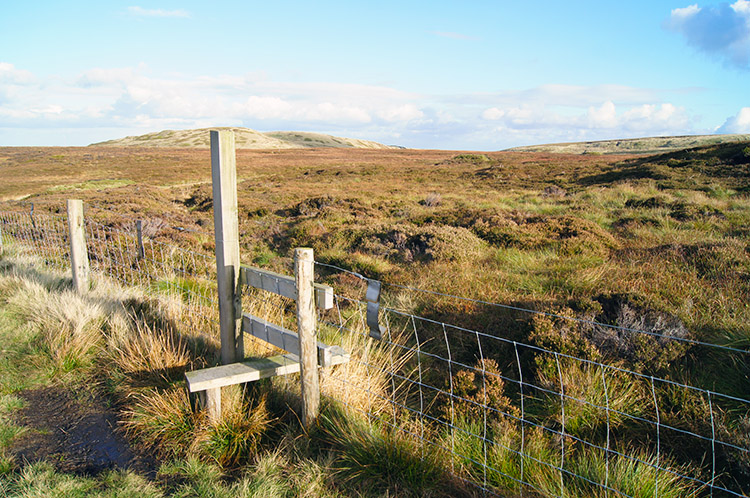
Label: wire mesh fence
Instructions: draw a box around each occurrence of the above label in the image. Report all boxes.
[0,209,70,272]
[313,262,750,498]
[1,202,749,497]
[1,206,221,350]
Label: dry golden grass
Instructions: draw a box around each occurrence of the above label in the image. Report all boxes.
[321,325,414,417]
[109,321,194,383]
[2,271,106,372]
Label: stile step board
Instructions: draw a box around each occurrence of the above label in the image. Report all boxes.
[185,348,350,393]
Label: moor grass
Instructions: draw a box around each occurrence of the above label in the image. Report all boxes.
[0,141,749,496]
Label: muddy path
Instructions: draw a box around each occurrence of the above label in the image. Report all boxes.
[10,386,157,476]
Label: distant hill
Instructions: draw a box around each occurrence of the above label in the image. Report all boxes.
[505,134,750,155]
[89,127,396,150]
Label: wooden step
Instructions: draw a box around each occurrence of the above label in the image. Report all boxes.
[185,347,350,393]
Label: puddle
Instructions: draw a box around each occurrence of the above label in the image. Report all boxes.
[11,386,157,476]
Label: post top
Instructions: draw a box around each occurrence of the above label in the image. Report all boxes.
[294,247,314,260]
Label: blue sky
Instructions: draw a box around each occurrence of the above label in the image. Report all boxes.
[1,1,748,149]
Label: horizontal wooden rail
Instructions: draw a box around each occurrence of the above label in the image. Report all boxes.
[240,265,334,310]
[242,313,348,367]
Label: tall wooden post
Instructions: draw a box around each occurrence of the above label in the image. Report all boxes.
[67,199,89,294]
[295,247,320,428]
[211,130,243,367]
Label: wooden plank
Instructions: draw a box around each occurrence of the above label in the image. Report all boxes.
[211,129,243,364]
[185,349,350,393]
[295,247,319,428]
[242,313,345,367]
[186,354,300,392]
[240,265,334,310]
[243,314,300,356]
[66,199,90,294]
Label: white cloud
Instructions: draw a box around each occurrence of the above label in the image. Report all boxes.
[244,96,293,120]
[671,4,701,21]
[77,66,142,87]
[717,107,750,132]
[666,1,750,68]
[733,0,750,15]
[482,99,689,140]
[481,107,504,120]
[0,62,35,85]
[377,104,424,122]
[127,6,190,18]
[587,101,618,128]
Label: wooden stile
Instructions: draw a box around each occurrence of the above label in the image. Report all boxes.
[242,313,349,367]
[187,131,345,426]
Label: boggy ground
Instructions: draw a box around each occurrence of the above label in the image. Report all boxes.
[11,386,156,476]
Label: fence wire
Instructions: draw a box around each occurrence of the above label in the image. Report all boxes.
[0,210,69,272]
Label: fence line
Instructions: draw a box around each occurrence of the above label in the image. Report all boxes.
[0,204,748,497]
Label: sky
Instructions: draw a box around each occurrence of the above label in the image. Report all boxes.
[0,1,749,150]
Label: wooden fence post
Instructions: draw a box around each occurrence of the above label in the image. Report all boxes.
[136,220,145,259]
[211,129,244,366]
[67,199,90,294]
[0,222,4,256]
[295,247,320,428]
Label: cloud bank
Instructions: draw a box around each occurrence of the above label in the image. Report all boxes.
[666,1,750,68]
[0,63,733,148]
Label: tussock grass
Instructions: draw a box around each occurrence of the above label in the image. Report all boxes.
[124,388,196,458]
[566,449,700,498]
[0,461,164,498]
[452,415,698,498]
[316,403,463,497]
[320,321,414,416]
[191,386,272,467]
[2,271,106,374]
[535,357,646,439]
[109,321,197,386]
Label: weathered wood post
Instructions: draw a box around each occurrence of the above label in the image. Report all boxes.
[0,222,4,256]
[135,220,145,260]
[208,129,243,422]
[67,199,90,294]
[295,247,320,427]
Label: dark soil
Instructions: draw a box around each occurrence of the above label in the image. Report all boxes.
[10,386,158,476]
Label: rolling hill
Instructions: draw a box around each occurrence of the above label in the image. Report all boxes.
[89,127,396,149]
[505,133,750,155]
